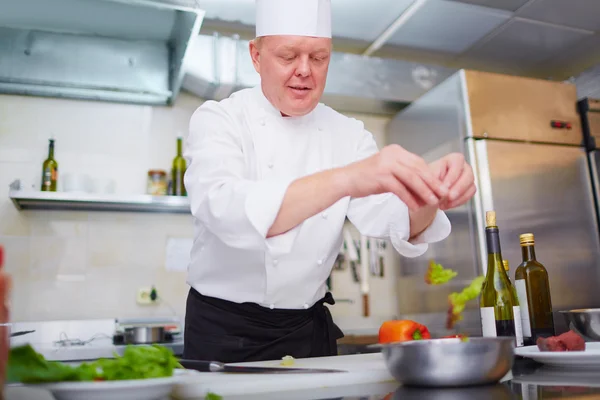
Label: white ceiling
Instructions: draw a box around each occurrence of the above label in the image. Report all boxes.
[195,0,600,81]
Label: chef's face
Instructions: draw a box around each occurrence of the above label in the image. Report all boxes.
[250,35,331,117]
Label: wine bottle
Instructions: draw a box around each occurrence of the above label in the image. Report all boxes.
[41,138,58,192]
[503,260,524,347]
[480,211,519,343]
[515,233,555,346]
[170,136,187,196]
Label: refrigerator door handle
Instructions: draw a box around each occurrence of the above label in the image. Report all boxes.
[466,137,494,275]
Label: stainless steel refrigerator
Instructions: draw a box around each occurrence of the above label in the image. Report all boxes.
[578,97,600,236]
[386,69,600,337]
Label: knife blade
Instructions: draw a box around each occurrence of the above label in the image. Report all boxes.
[178,359,346,374]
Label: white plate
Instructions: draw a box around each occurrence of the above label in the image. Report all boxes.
[19,370,191,400]
[515,342,600,368]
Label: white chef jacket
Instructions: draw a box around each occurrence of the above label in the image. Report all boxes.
[184,85,451,310]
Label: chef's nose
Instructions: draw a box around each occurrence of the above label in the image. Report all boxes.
[294,57,311,77]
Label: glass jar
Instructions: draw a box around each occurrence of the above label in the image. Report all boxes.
[147,170,167,195]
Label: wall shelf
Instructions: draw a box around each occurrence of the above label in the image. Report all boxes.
[8,180,190,214]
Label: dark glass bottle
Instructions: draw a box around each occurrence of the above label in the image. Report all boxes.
[515,233,555,346]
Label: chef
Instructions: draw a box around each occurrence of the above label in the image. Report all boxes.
[182,0,476,363]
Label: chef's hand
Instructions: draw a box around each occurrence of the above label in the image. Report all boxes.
[429,153,476,210]
[343,144,449,211]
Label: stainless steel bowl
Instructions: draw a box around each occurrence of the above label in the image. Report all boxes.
[375,337,515,387]
[560,308,600,341]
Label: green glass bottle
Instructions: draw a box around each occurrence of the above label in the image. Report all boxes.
[515,233,555,346]
[41,139,58,192]
[480,211,522,346]
[503,260,524,347]
[170,137,187,196]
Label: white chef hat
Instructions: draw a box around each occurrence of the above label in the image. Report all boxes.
[255,0,332,39]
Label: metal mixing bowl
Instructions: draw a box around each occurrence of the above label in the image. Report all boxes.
[560,308,600,341]
[374,337,515,387]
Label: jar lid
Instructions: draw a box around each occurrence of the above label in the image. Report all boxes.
[148,169,167,176]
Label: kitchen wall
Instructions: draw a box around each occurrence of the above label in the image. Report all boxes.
[0,91,400,326]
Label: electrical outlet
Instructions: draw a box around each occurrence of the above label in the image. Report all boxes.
[136,287,158,305]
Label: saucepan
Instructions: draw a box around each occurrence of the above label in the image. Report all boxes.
[371,337,515,387]
[123,326,169,344]
[559,308,600,341]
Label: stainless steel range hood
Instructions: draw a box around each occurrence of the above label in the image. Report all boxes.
[182,34,457,116]
[0,0,205,105]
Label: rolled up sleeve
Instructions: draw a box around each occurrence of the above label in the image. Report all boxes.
[345,129,451,258]
[184,102,299,256]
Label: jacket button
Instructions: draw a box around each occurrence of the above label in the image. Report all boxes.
[270,304,275,310]
[303,303,309,309]
[267,162,274,169]
[260,119,266,126]
[273,259,278,265]
[317,259,323,265]
[321,211,328,219]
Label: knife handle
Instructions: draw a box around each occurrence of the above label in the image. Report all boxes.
[178,359,224,372]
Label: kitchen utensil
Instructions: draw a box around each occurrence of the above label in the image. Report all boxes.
[177,359,346,374]
[122,327,169,344]
[360,235,370,317]
[372,337,515,387]
[560,308,600,341]
[10,330,35,338]
[369,238,378,276]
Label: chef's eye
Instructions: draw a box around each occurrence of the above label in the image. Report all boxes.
[280,54,296,61]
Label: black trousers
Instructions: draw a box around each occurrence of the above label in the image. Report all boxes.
[183,288,344,363]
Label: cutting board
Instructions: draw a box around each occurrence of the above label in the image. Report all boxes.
[172,353,396,399]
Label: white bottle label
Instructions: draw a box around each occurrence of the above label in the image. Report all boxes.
[516,279,532,337]
[481,307,496,337]
[513,306,524,347]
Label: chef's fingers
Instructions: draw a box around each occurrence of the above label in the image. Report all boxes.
[385,177,420,212]
[447,164,474,202]
[441,155,465,190]
[399,157,448,198]
[390,165,439,206]
[442,184,476,210]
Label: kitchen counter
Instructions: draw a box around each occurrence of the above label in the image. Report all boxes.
[4,357,600,399]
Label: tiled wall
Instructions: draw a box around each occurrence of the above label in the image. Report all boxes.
[0,91,399,325]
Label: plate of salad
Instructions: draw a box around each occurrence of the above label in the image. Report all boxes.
[6,343,190,400]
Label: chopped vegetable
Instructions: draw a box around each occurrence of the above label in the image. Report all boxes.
[425,260,457,285]
[378,320,431,343]
[446,275,485,329]
[281,355,295,366]
[205,393,223,400]
[7,344,180,384]
[442,334,469,342]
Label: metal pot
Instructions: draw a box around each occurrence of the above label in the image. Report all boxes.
[123,326,167,344]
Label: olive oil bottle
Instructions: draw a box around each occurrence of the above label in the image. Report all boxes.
[515,233,555,346]
[41,138,58,192]
[503,260,524,347]
[170,136,187,196]
[480,211,522,346]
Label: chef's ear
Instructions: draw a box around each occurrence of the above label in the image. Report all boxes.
[249,38,262,74]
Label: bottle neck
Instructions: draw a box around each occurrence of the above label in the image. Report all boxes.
[48,141,54,158]
[485,227,504,279]
[177,138,182,156]
[521,244,537,262]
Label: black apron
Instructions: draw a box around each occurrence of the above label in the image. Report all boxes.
[183,288,345,363]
